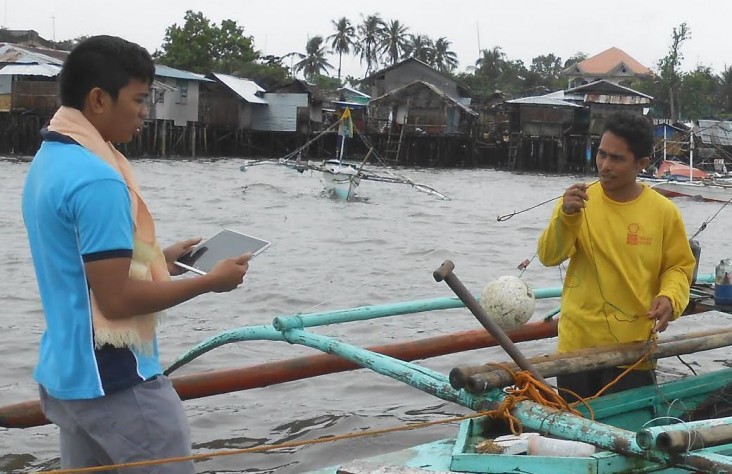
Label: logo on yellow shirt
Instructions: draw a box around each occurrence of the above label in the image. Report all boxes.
[626,223,652,245]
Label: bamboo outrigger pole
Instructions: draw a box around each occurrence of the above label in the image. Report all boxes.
[453,328,732,393]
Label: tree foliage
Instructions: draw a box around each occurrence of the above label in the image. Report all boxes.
[562,52,588,69]
[405,34,434,64]
[154,10,257,74]
[678,65,720,119]
[433,37,459,73]
[380,20,410,65]
[328,17,355,81]
[657,22,691,120]
[151,12,732,120]
[355,14,386,75]
[234,55,290,90]
[52,35,89,51]
[528,54,564,91]
[294,36,333,80]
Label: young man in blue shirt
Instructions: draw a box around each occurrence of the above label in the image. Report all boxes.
[23,35,251,472]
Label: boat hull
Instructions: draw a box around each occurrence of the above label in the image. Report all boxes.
[642,178,732,203]
[322,169,361,200]
[311,368,732,473]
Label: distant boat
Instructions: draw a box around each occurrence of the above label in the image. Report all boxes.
[648,179,732,202]
[321,159,361,200]
[640,160,732,203]
[240,106,449,202]
[655,160,709,181]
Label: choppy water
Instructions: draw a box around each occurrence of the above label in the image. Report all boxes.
[1,157,730,473]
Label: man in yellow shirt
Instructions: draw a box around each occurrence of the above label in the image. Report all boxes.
[537,112,696,401]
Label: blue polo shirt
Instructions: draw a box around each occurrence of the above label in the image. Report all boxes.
[22,135,162,400]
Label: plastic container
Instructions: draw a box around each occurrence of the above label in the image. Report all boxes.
[714,259,732,305]
[527,435,596,457]
[492,433,538,455]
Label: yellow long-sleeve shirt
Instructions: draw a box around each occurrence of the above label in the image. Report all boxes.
[537,183,695,354]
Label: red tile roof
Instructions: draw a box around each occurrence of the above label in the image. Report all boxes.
[576,47,651,75]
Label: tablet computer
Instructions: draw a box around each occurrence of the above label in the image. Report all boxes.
[174,229,270,275]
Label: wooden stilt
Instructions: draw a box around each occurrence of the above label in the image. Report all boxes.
[191,123,197,158]
[161,120,167,157]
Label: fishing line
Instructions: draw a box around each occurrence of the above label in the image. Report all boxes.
[497,181,599,222]
[689,195,732,239]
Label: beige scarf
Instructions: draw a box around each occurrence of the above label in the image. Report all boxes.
[48,106,170,355]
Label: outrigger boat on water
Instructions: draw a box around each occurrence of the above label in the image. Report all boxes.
[640,159,732,203]
[240,108,449,201]
[1,261,732,473]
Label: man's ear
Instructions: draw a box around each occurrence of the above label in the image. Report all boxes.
[85,87,109,114]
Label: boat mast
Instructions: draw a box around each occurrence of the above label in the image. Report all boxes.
[663,126,667,162]
[339,130,346,165]
[689,127,694,182]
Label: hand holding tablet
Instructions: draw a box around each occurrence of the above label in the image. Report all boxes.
[175,229,271,275]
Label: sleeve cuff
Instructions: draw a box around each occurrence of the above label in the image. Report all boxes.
[557,208,583,227]
[657,292,682,320]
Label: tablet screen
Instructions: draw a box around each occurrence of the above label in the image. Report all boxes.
[175,229,270,275]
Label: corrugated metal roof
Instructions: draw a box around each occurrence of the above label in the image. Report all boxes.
[338,85,370,99]
[506,96,582,108]
[697,120,732,147]
[154,64,212,82]
[210,73,267,104]
[152,79,177,92]
[0,63,61,76]
[370,80,478,116]
[0,43,64,65]
[332,100,368,109]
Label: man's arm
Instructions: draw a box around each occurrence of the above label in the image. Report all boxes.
[537,201,582,266]
[656,209,696,320]
[72,178,249,320]
[85,254,250,319]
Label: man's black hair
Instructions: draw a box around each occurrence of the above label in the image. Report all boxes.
[602,112,654,160]
[59,35,155,110]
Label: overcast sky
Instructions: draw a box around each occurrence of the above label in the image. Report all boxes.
[4,0,730,79]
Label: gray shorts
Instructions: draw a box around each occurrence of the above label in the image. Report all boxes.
[40,375,195,473]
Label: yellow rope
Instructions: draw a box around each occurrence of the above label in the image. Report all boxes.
[481,363,583,435]
[480,340,658,435]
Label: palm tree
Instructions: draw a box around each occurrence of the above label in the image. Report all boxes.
[432,37,458,73]
[476,46,507,92]
[405,34,433,64]
[294,36,333,80]
[327,17,355,81]
[476,46,505,75]
[355,14,385,76]
[380,19,409,65]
